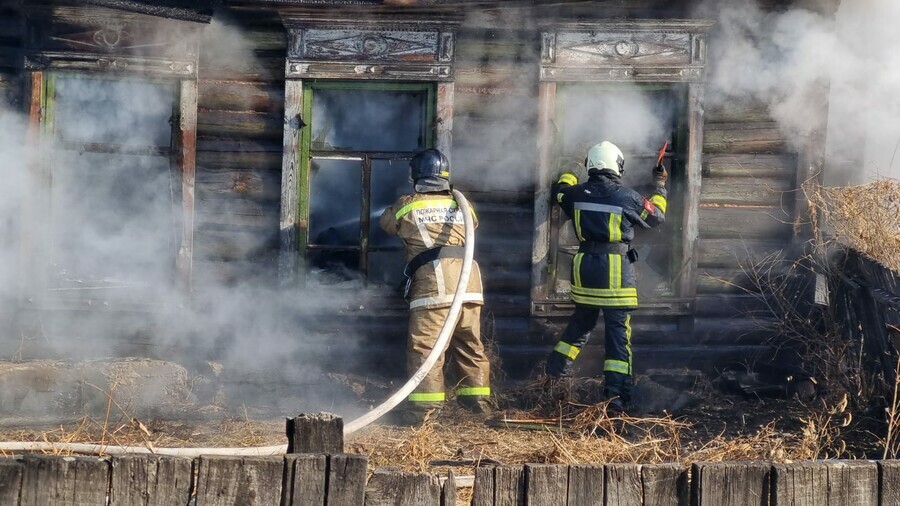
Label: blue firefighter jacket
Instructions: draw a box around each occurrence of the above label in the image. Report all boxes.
[554,171,667,308]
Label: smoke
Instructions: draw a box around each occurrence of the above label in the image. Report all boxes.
[0,102,25,310]
[0,18,382,421]
[701,0,900,184]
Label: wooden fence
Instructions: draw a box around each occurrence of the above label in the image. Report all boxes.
[2,455,900,505]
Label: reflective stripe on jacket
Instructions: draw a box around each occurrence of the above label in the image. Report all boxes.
[555,173,666,307]
[380,191,483,310]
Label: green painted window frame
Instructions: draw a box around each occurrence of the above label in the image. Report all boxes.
[547,82,688,302]
[297,80,437,284]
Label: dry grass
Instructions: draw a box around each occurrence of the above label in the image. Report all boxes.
[346,399,835,477]
[811,179,900,272]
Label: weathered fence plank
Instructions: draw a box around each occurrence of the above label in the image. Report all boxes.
[472,466,495,506]
[109,455,193,506]
[825,461,877,505]
[606,464,642,506]
[283,454,327,506]
[880,461,900,505]
[0,458,23,505]
[365,468,441,505]
[495,465,525,506]
[195,456,283,506]
[287,413,344,454]
[642,463,688,506]
[772,462,827,505]
[441,471,457,506]
[566,464,603,506]
[526,464,568,505]
[20,455,109,506]
[693,462,770,506]
[326,454,367,506]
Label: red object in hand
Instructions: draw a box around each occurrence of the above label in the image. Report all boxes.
[656,140,669,167]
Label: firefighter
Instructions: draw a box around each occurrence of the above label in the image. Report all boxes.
[379,148,492,425]
[545,141,668,413]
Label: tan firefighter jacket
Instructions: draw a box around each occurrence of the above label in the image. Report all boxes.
[379,191,484,310]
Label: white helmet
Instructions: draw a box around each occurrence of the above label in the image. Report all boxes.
[585,141,625,177]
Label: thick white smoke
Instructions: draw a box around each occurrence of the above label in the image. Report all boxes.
[702,0,900,184]
[0,18,380,420]
[0,103,25,309]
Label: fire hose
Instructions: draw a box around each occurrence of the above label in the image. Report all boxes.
[0,190,476,457]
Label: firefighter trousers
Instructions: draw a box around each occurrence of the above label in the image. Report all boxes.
[545,305,633,403]
[406,303,491,416]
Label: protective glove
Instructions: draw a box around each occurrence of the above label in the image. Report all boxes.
[653,164,668,187]
[557,172,579,187]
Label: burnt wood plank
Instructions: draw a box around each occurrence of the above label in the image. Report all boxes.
[0,458,23,505]
[697,239,785,269]
[283,454,327,506]
[699,206,793,240]
[279,78,303,285]
[692,462,770,506]
[495,465,525,506]
[566,464,603,506]
[703,123,788,154]
[441,470,457,506]
[642,464,687,506]
[680,82,704,300]
[109,455,193,506]
[326,454,367,506]
[526,464,568,505]
[198,82,284,113]
[772,462,826,506]
[20,455,110,505]
[825,461,877,505]
[472,466,495,506]
[195,456,283,506]
[286,413,343,454]
[700,176,794,207]
[703,154,797,179]
[196,169,281,201]
[364,468,441,506]
[606,464,642,506]
[197,150,283,171]
[879,461,900,505]
[696,269,756,295]
[197,110,283,140]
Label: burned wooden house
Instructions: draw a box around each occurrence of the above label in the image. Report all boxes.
[0,0,844,395]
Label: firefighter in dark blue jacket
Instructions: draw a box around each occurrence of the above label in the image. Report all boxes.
[545,140,668,413]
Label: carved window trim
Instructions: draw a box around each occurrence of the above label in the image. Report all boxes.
[532,20,712,322]
[23,6,202,77]
[279,17,459,286]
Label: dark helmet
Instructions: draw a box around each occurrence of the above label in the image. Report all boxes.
[409,148,450,182]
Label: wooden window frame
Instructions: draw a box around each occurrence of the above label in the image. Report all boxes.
[532,20,712,321]
[279,17,459,285]
[20,5,201,308]
[298,80,437,285]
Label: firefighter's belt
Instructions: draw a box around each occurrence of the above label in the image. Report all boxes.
[404,246,467,279]
[578,242,627,255]
[578,242,638,263]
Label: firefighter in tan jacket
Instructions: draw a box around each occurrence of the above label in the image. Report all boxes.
[379,148,492,425]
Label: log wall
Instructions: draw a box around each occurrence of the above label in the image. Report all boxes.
[193,8,286,287]
[0,455,898,506]
[0,2,816,380]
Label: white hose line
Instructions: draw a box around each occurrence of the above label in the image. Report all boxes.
[0,190,476,457]
[343,189,476,435]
